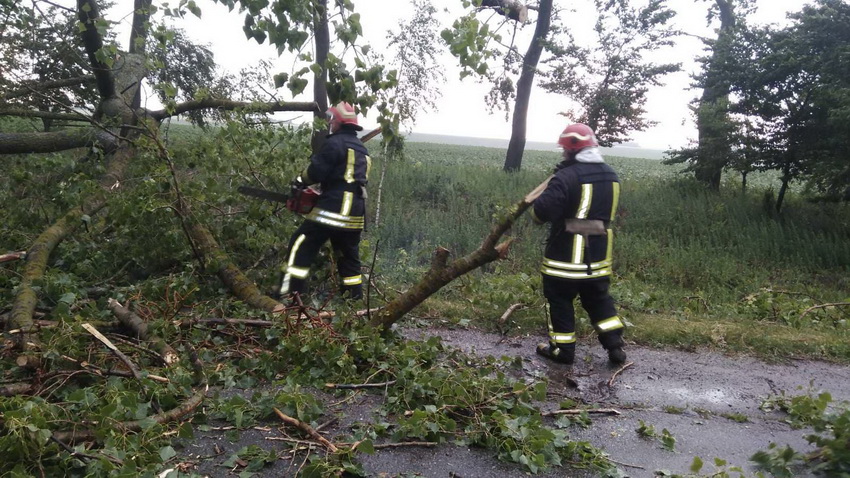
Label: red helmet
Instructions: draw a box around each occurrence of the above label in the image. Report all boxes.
[558,123,598,152]
[326,102,362,132]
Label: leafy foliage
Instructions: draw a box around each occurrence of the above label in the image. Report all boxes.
[541,0,680,146]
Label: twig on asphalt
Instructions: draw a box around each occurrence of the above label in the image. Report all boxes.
[542,408,622,417]
[273,407,338,453]
[324,380,397,390]
[608,458,645,469]
[608,361,634,387]
[497,303,525,328]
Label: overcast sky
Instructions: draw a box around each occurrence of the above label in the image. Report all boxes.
[132,0,808,150]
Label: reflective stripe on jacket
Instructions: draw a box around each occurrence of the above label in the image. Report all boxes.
[304,129,371,230]
[532,161,620,279]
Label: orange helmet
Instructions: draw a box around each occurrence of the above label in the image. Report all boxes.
[558,123,597,153]
[326,102,362,132]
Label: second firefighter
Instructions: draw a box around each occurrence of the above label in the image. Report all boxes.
[279,102,371,301]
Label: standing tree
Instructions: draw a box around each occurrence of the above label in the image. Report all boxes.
[540,0,680,147]
[725,0,850,211]
[0,1,102,131]
[442,0,554,172]
[665,0,753,190]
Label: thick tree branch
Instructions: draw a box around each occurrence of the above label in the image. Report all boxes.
[146,99,319,121]
[0,108,90,122]
[0,75,96,102]
[187,219,281,312]
[6,145,134,351]
[311,0,330,152]
[0,128,116,154]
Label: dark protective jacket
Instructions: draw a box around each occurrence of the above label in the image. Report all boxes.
[531,160,620,280]
[302,129,371,230]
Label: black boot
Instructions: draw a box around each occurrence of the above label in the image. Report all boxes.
[536,343,575,365]
[607,347,627,364]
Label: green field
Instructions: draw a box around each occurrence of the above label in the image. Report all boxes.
[371,141,850,361]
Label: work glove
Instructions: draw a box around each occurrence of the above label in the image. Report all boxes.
[290,176,306,194]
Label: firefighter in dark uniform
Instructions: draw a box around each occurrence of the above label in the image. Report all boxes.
[530,123,627,365]
[279,102,371,300]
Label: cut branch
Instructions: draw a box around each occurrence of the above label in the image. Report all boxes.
[498,303,526,327]
[324,380,397,390]
[479,0,529,22]
[798,302,850,322]
[81,323,142,380]
[51,386,205,443]
[369,177,548,328]
[608,362,634,387]
[107,299,180,365]
[273,407,338,453]
[51,349,206,444]
[0,382,34,397]
[0,251,26,263]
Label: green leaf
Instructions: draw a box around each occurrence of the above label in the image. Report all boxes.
[159,445,177,462]
[690,456,703,473]
[273,73,289,88]
[187,0,201,18]
[357,439,375,454]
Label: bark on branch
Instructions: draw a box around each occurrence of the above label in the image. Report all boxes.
[107,299,180,365]
[369,178,547,329]
[273,407,338,453]
[0,128,117,155]
[0,108,91,122]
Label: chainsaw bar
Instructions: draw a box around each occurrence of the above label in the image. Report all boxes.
[237,185,291,203]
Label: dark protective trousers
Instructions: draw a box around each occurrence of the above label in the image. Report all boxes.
[542,275,625,352]
[279,220,363,299]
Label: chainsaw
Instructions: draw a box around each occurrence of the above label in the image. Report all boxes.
[237,184,321,214]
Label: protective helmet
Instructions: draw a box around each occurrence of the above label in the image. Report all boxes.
[326,102,362,132]
[558,123,598,153]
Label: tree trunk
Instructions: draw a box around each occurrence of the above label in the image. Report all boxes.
[311,0,330,152]
[776,165,790,213]
[503,0,553,172]
[694,0,736,190]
